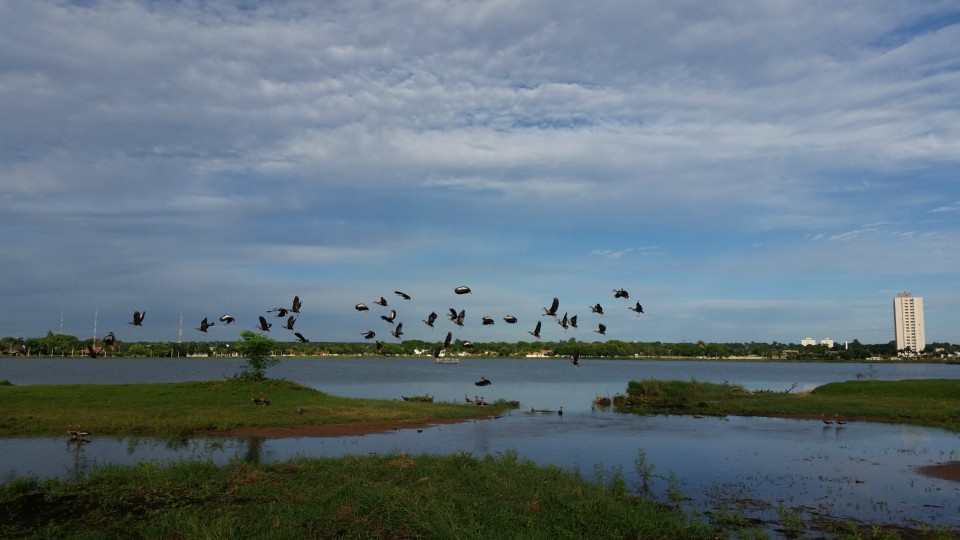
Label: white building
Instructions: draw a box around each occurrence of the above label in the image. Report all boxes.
[820,338,834,348]
[801,337,817,346]
[893,291,926,353]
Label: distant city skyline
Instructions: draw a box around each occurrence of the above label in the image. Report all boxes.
[1,2,958,345]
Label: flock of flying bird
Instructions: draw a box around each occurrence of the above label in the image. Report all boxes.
[90,286,644,363]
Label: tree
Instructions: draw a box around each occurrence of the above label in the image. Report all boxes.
[235,331,280,379]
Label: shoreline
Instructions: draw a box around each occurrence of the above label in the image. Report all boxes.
[196,415,496,438]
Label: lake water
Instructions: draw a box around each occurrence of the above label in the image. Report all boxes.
[2,357,959,533]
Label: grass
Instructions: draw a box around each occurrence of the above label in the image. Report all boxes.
[0,378,513,437]
[614,379,960,432]
[0,452,713,539]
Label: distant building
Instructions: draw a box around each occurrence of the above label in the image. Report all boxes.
[801,337,817,346]
[893,291,925,353]
[820,338,834,348]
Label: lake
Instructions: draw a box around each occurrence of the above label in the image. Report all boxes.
[2,357,959,533]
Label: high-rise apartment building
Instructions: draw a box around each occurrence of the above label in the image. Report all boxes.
[893,291,925,353]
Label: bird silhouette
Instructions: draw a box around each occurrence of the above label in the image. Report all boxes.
[355,303,369,311]
[558,313,569,330]
[590,303,604,315]
[570,351,581,368]
[219,314,236,324]
[362,330,376,340]
[475,377,491,386]
[294,332,309,343]
[394,291,411,300]
[129,311,145,326]
[481,316,495,325]
[423,311,438,328]
[454,285,472,295]
[375,340,384,351]
[529,320,542,339]
[558,406,563,416]
[503,315,518,324]
[569,315,578,329]
[391,322,404,341]
[290,295,302,314]
[594,323,606,335]
[374,296,388,307]
[381,309,397,324]
[449,309,465,327]
[269,307,289,317]
[543,297,560,318]
[284,316,296,330]
[443,331,453,349]
[462,341,474,349]
[257,315,272,332]
[102,331,116,348]
[196,317,214,333]
[629,302,644,316]
[86,343,101,358]
[613,288,630,300]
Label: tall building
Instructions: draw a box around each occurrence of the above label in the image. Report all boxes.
[893,291,925,353]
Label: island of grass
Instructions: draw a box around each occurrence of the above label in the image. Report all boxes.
[612,378,960,433]
[0,377,516,438]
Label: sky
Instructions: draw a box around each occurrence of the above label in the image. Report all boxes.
[1,1,959,347]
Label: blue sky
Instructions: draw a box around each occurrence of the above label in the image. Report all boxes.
[2,1,958,346]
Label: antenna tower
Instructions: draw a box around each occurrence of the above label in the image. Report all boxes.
[178,311,184,344]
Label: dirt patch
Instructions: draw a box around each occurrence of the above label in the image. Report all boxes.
[916,461,960,483]
[197,417,487,438]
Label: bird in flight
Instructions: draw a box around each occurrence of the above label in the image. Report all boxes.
[570,350,581,368]
[543,297,559,318]
[362,330,376,340]
[558,313,570,330]
[629,302,644,316]
[196,317,214,333]
[257,316,272,332]
[423,311,438,328]
[448,308,465,327]
[613,288,629,300]
[381,309,397,324]
[284,316,297,330]
[294,332,309,343]
[590,303,604,315]
[454,285,472,295]
[529,320,542,339]
[219,314,236,325]
[394,291,411,300]
[374,297,388,307]
[102,332,116,349]
[129,311,145,326]
[503,315,518,324]
[290,295,302,314]
[355,303,369,311]
[594,323,606,335]
[482,316,495,326]
[443,331,453,349]
[569,315,578,329]
[391,322,404,341]
[269,307,289,317]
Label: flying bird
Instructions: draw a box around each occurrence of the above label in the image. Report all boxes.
[257,316,272,332]
[503,315,518,324]
[294,332,309,343]
[475,377,491,386]
[362,330,376,340]
[448,308,465,327]
[269,307,289,317]
[443,331,453,349]
[391,322,404,341]
[102,332,116,348]
[284,316,297,330]
[454,285,472,295]
[394,291,411,300]
[219,314,236,324]
[374,296,388,307]
[613,288,630,300]
[570,351,581,368]
[481,316,495,325]
[290,295,302,313]
[355,303,370,311]
[590,304,604,315]
[129,311,145,326]
[381,309,397,324]
[594,323,606,335]
[462,341,474,349]
[529,320,542,339]
[543,297,559,318]
[558,313,569,330]
[87,343,101,358]
[629,302,644,316]
[423,311,438,328]
[196,317,214,333]
[375,340,384,351]
[569,315,578,329]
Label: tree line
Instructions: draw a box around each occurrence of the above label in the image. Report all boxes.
[3,332,959,362]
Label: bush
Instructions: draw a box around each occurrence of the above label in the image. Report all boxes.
[234,331,279,380]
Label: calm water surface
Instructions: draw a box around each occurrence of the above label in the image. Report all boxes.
[2,357,959,532]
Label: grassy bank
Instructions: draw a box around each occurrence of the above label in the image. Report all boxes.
[0,452,713,539]
[0,378,512,437]
[614,379,960,432]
